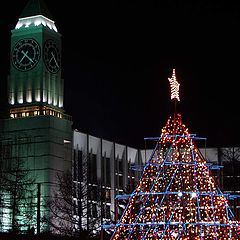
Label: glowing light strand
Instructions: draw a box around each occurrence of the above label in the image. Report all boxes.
[106,104,240,238]
[168,68,180,102]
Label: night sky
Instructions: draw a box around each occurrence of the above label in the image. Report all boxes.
[1,1,240,149]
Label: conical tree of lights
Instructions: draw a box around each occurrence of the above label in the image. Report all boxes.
[108,69,240,239]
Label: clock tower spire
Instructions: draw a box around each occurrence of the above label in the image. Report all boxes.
[9,0,66,119]
[20,0,53,20]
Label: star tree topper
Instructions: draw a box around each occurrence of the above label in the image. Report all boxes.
[168,68,180,102]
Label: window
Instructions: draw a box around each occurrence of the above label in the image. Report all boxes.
[77,150,82,182]
[0,142,12,170]
[106,205,111,219]
[119,175,123,189]
[102,155,106,184]
[105,189,111,201]
[106,157,110,186]
[90,154,97,184]
[73,150,77,181]
[92,203,98,218]
[119,159,123,173]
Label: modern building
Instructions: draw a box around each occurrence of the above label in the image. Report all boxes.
[0,0,239,236]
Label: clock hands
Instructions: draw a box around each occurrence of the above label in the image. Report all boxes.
[43,40,61,73]
[20,50,34,63]
[13,39,40,71]
[49,51,59,68]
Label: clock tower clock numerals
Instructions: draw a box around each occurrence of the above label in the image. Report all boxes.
[44,39,61,74]
[12,38,41,71]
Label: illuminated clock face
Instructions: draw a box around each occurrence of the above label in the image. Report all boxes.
[12,38,41,71]
[44,39,61,73]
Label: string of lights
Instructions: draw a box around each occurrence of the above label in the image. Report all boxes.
[104,70,240,239]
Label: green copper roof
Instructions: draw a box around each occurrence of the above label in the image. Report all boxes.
[20,0,53,19]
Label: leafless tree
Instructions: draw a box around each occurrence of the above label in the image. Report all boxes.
[221,147,240,219]
[0,137,36,233]
[46,151,102,238]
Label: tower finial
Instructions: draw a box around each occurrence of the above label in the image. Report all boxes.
[168,68,180,102]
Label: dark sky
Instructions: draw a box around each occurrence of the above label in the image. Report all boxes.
[1,0,240,149]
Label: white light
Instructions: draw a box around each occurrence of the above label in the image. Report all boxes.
[47,22,52,29]
[35,89,41,101]
[53,97,57,106]
[34,20,41,26]
[26,97,32,103]
[168,68,180,102]
[191,192,197,198]
[9,94,15,105]
[25,22,31,27]
[26,90,32,103]
[18,91,23,103]
[15,15,58,32]
[53,25,58,32]
[16,23,23,29]
[41,20,47,26]
[119,204,125,209]
[59,97,63,107]
[178,192,183,197]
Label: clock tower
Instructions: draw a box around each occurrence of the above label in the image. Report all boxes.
[9,0,64,118]
[0,0,73,233]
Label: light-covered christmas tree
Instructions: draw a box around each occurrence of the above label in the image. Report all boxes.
[108,69,240,239]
